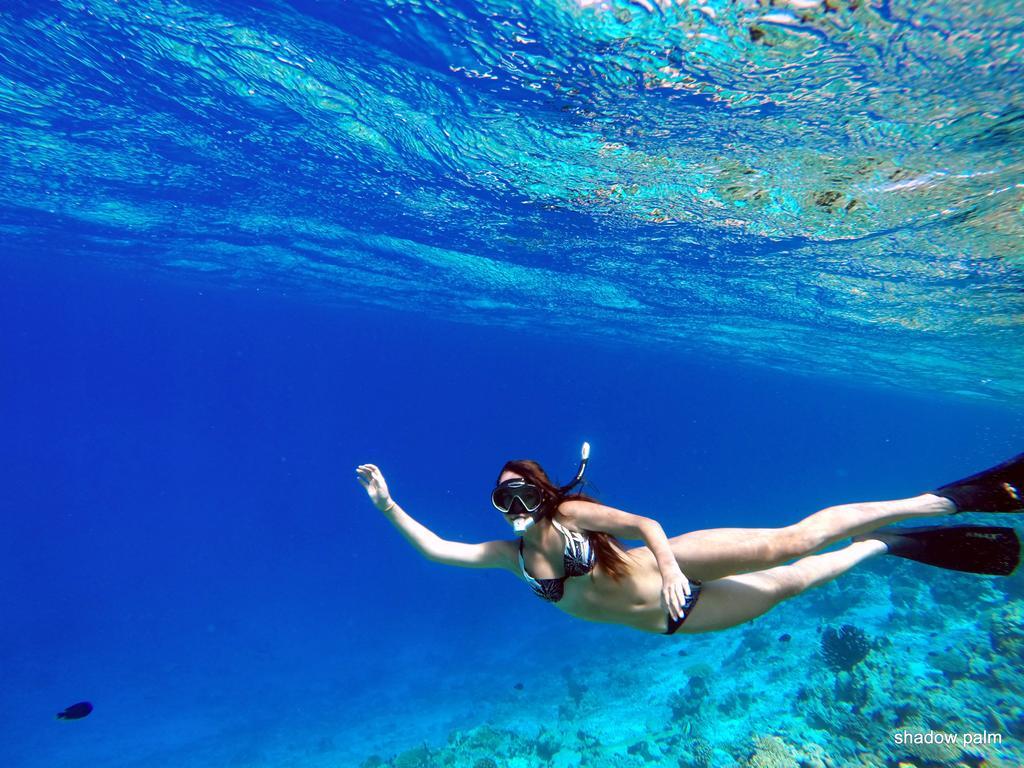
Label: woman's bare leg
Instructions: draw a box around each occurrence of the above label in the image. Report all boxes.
[668,493,953,581]
[677,539,887,634]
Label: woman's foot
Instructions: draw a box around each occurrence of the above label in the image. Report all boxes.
[932,452,1024,513]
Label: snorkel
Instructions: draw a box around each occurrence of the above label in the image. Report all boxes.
[510,511,539,536]
[510,442,591,536]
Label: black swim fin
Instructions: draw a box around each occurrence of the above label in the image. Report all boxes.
[932,452,1024,513]
[882,525,1020,576]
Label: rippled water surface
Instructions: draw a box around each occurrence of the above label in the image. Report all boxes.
[2,0,1022,399]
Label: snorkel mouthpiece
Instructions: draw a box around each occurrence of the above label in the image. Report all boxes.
[512,516,537,536]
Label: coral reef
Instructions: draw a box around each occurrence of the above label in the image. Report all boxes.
[833,667,871,709]
[988,601,1024,659]
[689,736,714,768]
[744,735,798,768]
[561,665,589,706]
[668,668,711,721]
[821,624,872,672]
[889,723,964,766]
[928,649,971,681]
[535,728,560,762]
[389,744,433,768]
[357,571,1024,768]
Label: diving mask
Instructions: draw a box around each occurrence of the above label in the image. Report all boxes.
[491,479,545,515]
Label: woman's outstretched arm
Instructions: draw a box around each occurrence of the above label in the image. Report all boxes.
[356,464,516,571]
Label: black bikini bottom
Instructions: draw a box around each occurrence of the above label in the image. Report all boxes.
[664,581,702,635]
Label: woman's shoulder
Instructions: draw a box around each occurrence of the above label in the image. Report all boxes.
[552,500,598,536]
[555,498,596,524]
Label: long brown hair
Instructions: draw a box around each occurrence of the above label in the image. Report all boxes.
[497,459,633,581]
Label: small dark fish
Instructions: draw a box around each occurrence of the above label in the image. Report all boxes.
[778,633,792,643]
[513,682,524,690]
[57,702,93,720]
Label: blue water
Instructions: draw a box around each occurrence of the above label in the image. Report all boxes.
[2,0,1023,766]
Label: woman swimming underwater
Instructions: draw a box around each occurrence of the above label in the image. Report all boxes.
[356,446,1022,635]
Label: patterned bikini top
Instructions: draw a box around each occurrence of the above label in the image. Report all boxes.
[518,518,597,602]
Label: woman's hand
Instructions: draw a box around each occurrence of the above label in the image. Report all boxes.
[356,464,395,512]
[661,565,692,623]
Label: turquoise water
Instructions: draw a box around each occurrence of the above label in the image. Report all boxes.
[1,0,1023,766]
[2,0,1023,401]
